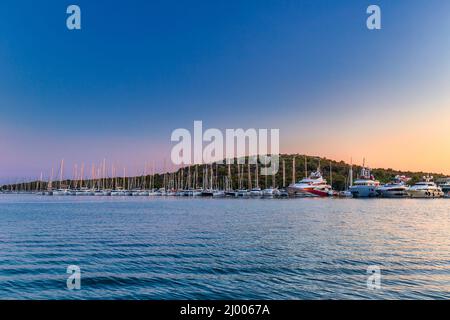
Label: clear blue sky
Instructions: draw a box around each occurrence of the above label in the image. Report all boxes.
[0,1,449,181]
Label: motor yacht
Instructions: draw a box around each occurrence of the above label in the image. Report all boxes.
[52,189,71,196]
[212,190,225,197]
[376,176,410,198]
[287,169,332,197]
[440,181,450,197]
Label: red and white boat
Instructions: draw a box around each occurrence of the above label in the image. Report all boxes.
[287,170,333,197]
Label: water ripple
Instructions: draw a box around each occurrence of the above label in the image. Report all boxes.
[1,195,450,299]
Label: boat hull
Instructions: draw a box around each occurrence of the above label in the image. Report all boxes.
[349,185,378,198]
[406,190,444,198]
[287,186,329,197]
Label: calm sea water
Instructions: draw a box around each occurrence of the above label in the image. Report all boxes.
[0,195,449,300]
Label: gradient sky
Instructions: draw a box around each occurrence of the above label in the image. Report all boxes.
[0,0,449,182]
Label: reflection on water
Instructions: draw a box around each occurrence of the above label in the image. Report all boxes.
[0,195,449,299]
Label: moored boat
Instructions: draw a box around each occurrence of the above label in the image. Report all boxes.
[111,188,125,196]
[287,169,332,197]
[376,176,410,198]
[212,190,225,197]
[237,189,249,197]
[440,181,450,197]
[262,187,280,197]
[406,176,444,198]
[349,163,379,198]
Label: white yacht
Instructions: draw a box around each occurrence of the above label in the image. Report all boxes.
[166,190,177,196]
[212,190,225,197]
[52,188,71,196]
[349,166,379,198]
[93,190,105,196]
[376,182,408,198]
[338,190,353,198]
[148,189,160,196]
[225,190,238,197]
[407,177,444,198]
[287,169,332,197]
[131,189,143,196]
[75,188,93,196]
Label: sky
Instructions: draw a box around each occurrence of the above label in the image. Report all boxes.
[0,0,449,182]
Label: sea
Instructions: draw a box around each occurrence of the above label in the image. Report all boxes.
[0,195,449,299]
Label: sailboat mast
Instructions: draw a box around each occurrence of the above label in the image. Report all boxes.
[247,162,252,190]
[49,167,54,191]
[123,167,126,189]
[329,161,333,187]
[349,158,353,187]
[304,155,307,178]
[255,162,258,188]
[292,156,296,184]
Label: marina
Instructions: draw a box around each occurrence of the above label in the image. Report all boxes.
[1,0,449,305]
[2,156,449,200]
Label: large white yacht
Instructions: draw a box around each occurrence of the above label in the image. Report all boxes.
[349,165,379,198]
[406,176,444,198]
[287,169,332,197]
[376,175,410,198]
[111,188,126,196]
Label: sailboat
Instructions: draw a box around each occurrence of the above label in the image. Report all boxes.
[52,160,70,195]
[406,176,444,198]
[249,162,262,196]
[338,161,353,198]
